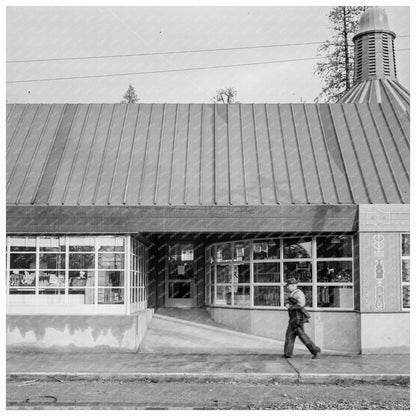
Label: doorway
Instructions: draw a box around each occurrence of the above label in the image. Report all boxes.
[165,242,197,307]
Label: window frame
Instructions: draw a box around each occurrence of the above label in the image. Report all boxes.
[205,235,354,311]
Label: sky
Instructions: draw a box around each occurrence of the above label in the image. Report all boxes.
[5,4,411,104]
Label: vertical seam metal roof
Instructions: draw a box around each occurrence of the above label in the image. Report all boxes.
[6,103,409,206]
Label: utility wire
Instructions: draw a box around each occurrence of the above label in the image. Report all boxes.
[6,35,410,64]
[6,48,410,84]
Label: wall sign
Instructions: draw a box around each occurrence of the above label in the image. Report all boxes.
[373,234,385,310]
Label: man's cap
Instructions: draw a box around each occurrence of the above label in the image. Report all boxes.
[285,277,298,286]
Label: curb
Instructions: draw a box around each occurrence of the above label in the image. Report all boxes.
[6,372,409,385]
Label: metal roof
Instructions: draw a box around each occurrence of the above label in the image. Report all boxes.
[339,79,410,114]
[6,102,409,207]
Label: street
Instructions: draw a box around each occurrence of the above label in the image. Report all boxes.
[6,378,410,410]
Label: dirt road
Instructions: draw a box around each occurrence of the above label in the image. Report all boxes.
[7,378,410,410]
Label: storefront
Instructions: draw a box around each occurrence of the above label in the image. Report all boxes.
[6,7,410,353]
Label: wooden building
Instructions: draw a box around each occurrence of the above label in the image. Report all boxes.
[6,7,409,353]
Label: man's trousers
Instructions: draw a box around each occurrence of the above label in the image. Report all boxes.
[284,322,320,357]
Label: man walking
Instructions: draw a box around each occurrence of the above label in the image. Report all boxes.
[283,278,321,359]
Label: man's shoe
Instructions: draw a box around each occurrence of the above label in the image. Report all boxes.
[284,354,292,358]
[311,347,321,359]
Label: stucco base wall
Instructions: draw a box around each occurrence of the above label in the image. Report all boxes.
[6,310,154,352]
[360,313,410,354]
[206,307,360,353]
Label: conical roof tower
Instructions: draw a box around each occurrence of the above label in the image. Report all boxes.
[339,7,409,112]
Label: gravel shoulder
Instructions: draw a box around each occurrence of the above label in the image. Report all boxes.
[6,379,410,410]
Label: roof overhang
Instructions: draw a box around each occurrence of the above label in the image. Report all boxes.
[6,205,358,234]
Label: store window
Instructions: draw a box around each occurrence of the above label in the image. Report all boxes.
[401,234,410,309]
[7,235,147,312]
[205,235,354,310]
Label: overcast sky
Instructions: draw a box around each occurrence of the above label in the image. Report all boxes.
[6,5,410,104]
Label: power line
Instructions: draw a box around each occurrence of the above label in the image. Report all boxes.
[6,36,410,64]
[6,48,410,84]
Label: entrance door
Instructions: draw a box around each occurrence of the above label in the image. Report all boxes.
[165,243,197,307]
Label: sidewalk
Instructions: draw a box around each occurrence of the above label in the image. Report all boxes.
[6,351,410,384]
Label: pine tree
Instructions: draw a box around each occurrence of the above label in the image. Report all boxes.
[122,84,139,103]
[315,6,368,103]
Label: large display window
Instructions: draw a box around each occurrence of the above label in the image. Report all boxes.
[205,235,354,310]
[6,235,148,314]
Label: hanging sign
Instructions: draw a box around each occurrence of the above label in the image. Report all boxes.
[181,249,194,261]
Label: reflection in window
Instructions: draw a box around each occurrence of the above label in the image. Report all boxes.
[283,238,312,259]
[234,242,250,262]
[216,243,232,262]
[284,262,312,283]
[254,263,280,283]
[216,264,232,284]
[253,240,280,260]
[317,261,352,283]
[234,264,250,284]
[317,286,353,308]
[206,236,354,310]
[10,253,36,269]
[316,236,352,258]
[234,286,250,306]
[216,285,232,305]
[254,286,280,307]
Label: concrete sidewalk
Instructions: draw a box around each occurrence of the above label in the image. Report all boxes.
[6,351,410,384]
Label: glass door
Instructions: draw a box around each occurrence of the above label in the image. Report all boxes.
[165,243,197,307]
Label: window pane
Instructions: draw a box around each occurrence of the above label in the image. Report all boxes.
[216,264,232,284]
[69,237,95,251]
[253,239,280,260]
[69,253,95,269]
[234,285,250,306]
[234,242,250,262]
[69,270,94,286]
[215,285,232,305]
[39,253,66,269]
[316,236,352,258]
[216,243,232,262]
[402,234,410,257]
[234,263,250,284]
[9,237,36,252]
[10,253,36,269]
[39,271,65,287]
[283,238,312,258]
[39,237,66,252]
[98,271,124,286]
[168,282,190,299]
[98,288,124,304]
[254,263,280,283]
[98,253,124,269]
[317,261,353,283]
[317,286,353,308]
[402,259,410,283]
[402,286,410,308]
[254,286,280,306]
[97,236,125,252]
[9,270,36,287]
[284,262,312,283]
